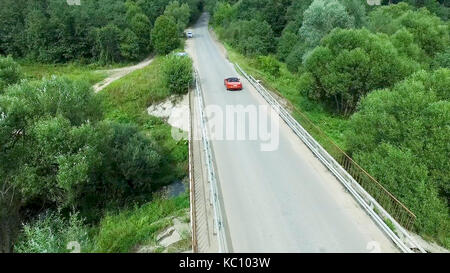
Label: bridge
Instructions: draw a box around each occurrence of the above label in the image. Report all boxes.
[186,13,424,253]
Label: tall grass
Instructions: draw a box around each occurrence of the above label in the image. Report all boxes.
[92,193,189,253]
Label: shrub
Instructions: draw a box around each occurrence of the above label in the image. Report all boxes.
[0,55,22,92]
[162,54,193,95]
[256,55,280,77]
[14,211,91,253]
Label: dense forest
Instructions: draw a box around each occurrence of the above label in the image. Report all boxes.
[0,0,197,252]
[0,0,202,63]
[207,0,449,247]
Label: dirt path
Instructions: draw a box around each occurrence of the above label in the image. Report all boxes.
[93,56,154,93]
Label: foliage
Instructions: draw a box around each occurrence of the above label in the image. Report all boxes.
[212,1,235,26]
[120,29,141,61]
[0,56,22,92]
[346,69,450,247]
[299,0,355,49]
[285,42,308,73]
[221,19,275,56]
[303,28,419,115]
[164,1,191,34]
[96,24,123,64]
[256,55,281,77]
[368,3,449,59]
[276,31,299,62]
[0,0,201,63]
[162,55,194,94]
[151,15,180,55]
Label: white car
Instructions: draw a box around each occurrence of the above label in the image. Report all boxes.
[186,31,193,38]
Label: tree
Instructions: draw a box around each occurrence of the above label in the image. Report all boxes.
[303,28,419,115]
[368,3,449,58]
[164,1,191,34]
[129,13,153,56]
[345,69,450,246]
[299,0,355,49]
[277,31,299,62]
[162,54,193,94]
[342,0,367,28]
[96,24,122,64]
[120,29,141,60]
[151,15,180,55]
[223,19,275,56]
[212,1,235,26]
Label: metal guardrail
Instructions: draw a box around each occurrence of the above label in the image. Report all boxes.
[194,70,229,252]
[188,87,198,253]
[235,63,425,253]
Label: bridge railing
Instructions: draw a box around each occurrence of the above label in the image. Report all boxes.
[235,63,425,253]
[193,70,229,252]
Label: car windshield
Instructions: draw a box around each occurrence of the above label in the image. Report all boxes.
[227,78,239,82]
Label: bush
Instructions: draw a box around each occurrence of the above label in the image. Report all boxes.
[14,211,91,253]
[0,55,22,92]
[162,54,193,95]
[151,15,180,55]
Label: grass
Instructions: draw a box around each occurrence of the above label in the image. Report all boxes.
[91,192,190,253]
[222,43,349,149]
[19,62,109,85]
[100,57,170,120]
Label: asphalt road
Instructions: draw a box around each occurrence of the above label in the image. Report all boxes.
[187,13,399,253]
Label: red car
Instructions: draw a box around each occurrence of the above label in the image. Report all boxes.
[224,77,243,91]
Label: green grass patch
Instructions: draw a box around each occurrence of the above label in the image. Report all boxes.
[91,193,189,253]
[19,62,111,85]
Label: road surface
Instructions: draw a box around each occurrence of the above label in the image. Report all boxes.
[186,13,398,253]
